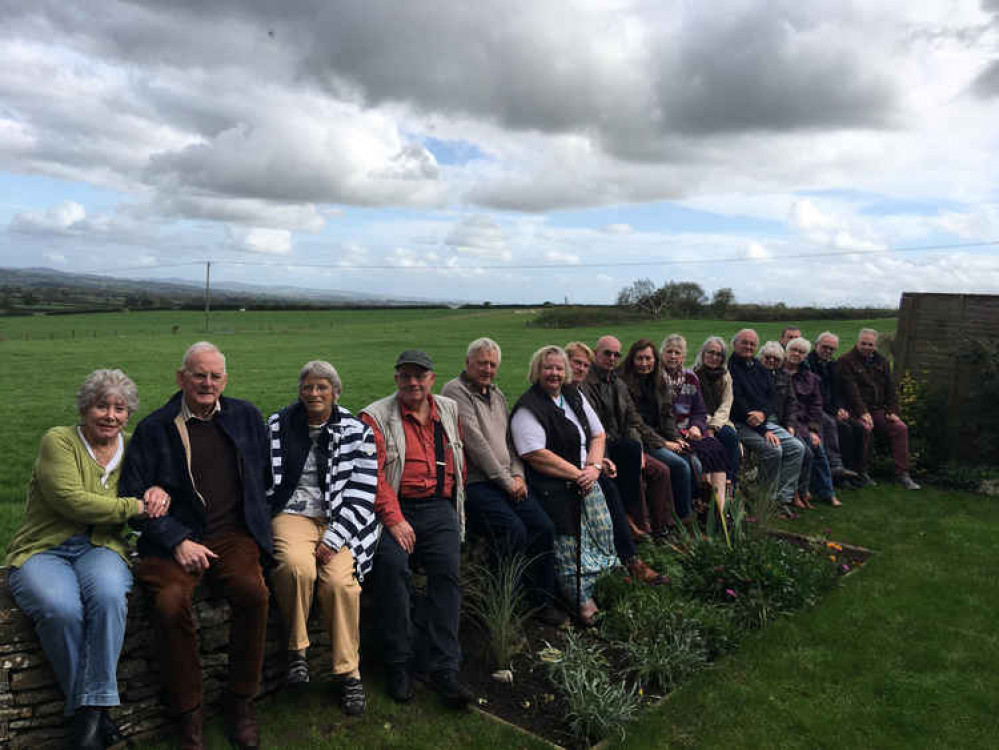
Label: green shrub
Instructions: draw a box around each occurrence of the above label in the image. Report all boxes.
[677,536,840,629]
[543,629,641,744]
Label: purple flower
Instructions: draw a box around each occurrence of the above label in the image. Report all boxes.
[841,564,851,572]
[725,588,738,598]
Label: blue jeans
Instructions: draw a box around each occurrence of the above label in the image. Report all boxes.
[736,422,804,504]
[8,536,132,714]
[808,441,835,501]
[647,447,693,520]
[465,481,557,606]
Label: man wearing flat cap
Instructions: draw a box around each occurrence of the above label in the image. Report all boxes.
[360,350,472,708]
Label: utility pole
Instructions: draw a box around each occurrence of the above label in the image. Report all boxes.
[203,261,211,333]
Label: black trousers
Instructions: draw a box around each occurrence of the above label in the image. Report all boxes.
[599,477,637,564]
[372,498,462,675]
[607,437,644,524]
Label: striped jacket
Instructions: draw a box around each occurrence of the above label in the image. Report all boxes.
[267,401,380,580]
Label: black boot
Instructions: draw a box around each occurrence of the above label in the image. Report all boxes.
[101,710,129,748]
[69,707,104,750]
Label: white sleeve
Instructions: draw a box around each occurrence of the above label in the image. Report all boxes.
[579,393,605,437]
[510,409,547,456]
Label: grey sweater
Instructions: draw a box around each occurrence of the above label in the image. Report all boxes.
[441,372,524,493]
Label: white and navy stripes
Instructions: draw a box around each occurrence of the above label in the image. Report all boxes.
[268,405,381,580]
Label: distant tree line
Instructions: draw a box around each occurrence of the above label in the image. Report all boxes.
[614,278,895,321]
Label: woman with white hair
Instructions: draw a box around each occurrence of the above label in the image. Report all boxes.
[6,370,170,749]
[784,338,841,507]
[510,345,618,625]
[757,341,811,508]
[692,336,741,484]
[267,360,379,715]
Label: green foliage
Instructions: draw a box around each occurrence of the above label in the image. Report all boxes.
[461,554,534,670]
[677,536,840,629]
[526,305,647,328]
[543,630,641,744]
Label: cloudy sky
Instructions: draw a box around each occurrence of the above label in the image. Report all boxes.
[2,0,999,306]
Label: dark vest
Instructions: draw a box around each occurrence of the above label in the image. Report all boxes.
[511,383,591,535]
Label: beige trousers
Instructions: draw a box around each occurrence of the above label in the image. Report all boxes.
[271,513,361,678]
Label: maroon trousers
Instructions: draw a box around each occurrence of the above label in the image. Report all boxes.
[864,409,911,475]
[135,532,269,715]
[639,454,676,533]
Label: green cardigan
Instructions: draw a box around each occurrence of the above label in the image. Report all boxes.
[5,426,143,568]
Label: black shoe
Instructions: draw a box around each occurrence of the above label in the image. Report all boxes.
[387,668,414,703]
[69,708,104,750]
[335,676,366,716]
[431,671,473,709]
[858,472,878,487]
[101,710,130,748]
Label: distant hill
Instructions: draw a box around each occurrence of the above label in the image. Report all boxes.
[0,267,443,313]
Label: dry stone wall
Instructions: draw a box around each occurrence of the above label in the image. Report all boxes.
[0,567,332,749]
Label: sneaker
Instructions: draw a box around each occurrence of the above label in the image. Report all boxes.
[431,670,473,709]
[286,651,309,686]
[898,473,921,491]
[858,472,878,487]
[335,676,366,716]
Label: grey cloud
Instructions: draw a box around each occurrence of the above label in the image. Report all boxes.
[971,59,999,97]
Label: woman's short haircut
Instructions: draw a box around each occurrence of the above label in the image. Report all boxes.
[786,337,812,355]
[859,327,879,340]
[694,336,728,368]
[527,345,570,385]
[564,341,594,363]
[757,340,786,363]
[298,360,342,394]
[660,333,688,357]
[76,369,139,416]
[466,337,501,363]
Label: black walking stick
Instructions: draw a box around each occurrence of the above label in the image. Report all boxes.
[575,481,583,616]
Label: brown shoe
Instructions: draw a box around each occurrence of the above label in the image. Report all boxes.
[224,694,260,750]
[626,515,651,543]
[627,557,668,586]
[178,707,204,750]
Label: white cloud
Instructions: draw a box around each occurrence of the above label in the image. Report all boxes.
[42,252,66,265]
[10,201,86,233]
[224,226,292,255]
[445,215,511,261]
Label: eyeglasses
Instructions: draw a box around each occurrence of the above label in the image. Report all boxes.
[186,371,224,383]
[762,355,781,363]
[703,350,723,358]
[603,351,622,358]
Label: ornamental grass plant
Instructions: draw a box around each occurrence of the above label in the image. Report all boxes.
[461,553,534,671]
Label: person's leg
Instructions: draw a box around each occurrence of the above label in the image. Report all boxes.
[715,425,741,483]
[464,481,527,562]
[510,492,559,606]
[598,476,637,563]
[408,501,463,677]
[871,409,911,476]
[769,424,804,505]
[73,546,132,710]
[205,533,269,701]
[648,447,693,519]
[796,437,812,498]
[8,546,85,713]
[270,513,321,653]
[371,516,415,670]
[317,546,362,679]
[809,443,836,502]
[133,554,202,715]
[608,438,644,525]
[820,413,845,473]
[642,454,677,532]
[736,425,780,501]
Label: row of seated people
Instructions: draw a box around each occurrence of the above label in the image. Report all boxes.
[4,327,916,749]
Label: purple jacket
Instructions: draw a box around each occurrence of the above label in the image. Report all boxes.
[790,368,824,441]
[669,369,708,434]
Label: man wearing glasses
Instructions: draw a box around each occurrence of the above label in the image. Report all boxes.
[121,342,272,750]
[728,329,803,512]
[361,350,473,709]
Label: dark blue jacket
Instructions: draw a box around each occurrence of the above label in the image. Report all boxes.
[728,356,775,435]
[120,392,273,558]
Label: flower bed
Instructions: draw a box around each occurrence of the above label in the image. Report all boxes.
[458,529,873,749]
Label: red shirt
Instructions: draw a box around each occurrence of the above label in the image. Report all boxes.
[361,396,463,528]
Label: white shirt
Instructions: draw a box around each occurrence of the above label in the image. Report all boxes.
[511,391,604,467]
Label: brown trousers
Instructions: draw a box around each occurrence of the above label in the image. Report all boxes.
[134,532,269,716]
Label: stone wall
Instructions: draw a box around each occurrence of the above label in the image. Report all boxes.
[0,567,333,749]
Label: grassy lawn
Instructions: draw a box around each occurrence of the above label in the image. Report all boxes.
[614,484,999,749]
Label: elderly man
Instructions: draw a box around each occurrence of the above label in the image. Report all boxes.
[361,350,472,708]
[120,342,271,750]
[837,329,920,490]
[440,338,564,625]
[780,326,802,347]
[806,332,865,487]
[728,329,804,509]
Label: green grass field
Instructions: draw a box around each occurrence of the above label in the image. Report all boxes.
[7,308,999,749]
[0,308,894,541]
